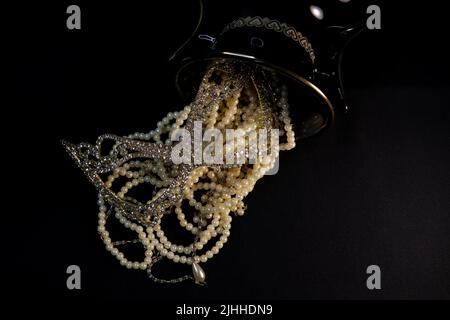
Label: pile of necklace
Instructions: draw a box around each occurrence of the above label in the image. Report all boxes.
[63,60,296,284]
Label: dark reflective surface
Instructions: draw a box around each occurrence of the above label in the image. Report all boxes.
[10,0,450,301]
[171,0,379,138]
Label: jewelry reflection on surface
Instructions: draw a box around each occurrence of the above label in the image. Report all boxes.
[63,60,296,284]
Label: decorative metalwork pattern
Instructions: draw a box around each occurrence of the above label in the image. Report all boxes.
[63,60,297,283]
[221,16,316,63]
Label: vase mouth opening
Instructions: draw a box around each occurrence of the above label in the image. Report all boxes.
[173,53,334,139]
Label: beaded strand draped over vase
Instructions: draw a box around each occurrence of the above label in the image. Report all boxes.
[63,60,296,284]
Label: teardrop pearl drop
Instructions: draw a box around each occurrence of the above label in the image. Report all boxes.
[192,262,206,284]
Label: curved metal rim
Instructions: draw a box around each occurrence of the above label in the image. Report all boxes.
[174,52,335,129]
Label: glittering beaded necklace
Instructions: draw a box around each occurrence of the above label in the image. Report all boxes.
[63,60,296,284]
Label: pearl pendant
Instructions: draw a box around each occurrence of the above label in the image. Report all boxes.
[192,262,206,284]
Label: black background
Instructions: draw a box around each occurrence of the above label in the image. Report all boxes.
[10,0,450,301]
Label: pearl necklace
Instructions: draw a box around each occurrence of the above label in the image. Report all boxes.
[65,61,296,284]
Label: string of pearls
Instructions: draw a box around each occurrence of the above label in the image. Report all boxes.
[96,65,296,284]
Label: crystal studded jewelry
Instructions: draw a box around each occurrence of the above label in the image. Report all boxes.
[63,60,296,284]
[60,0,373,284]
